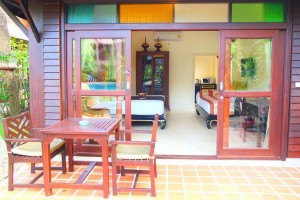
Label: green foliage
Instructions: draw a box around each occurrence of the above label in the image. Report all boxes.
[0,122,4,140]
[0,37,29,120]
[241,57,256,78]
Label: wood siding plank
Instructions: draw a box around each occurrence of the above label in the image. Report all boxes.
[289,1,300,158]
[45,100,60,107]
[288,145,300,151]
[43,32,59,39]
[45,93,60,99]
[44,39,59,46]
[44,24,59,31]
[44,59,59,65]
[289,117,300,123]
[44,72,59,80]
[44,66,59,73]
[290,110,300,116]
[45,119,60,126]
[44,46,59,52]
[44,86,59,93]
[292,54,300,60]
[45,107,60,112]
[289,138,300,145]
[45,80,59,86]
[44,53,59,59]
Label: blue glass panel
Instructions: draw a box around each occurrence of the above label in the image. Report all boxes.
[67,4,117,23]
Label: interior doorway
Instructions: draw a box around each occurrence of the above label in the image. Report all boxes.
[132,31,219,156]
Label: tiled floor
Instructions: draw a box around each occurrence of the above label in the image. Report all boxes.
[1,159,300,200]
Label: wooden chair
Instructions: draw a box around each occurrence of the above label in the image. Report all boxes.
[111,114,159,197]
[3,111,66,191]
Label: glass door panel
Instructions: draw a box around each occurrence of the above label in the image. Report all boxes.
[218,30,281,158]
[229,39,272,91]
[67,30,131,153]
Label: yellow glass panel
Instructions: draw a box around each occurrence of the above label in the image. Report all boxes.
[120,4,173,23]
[175,3,228,22]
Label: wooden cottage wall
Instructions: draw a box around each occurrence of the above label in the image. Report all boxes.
[289,0,300,157]
[43,0,61,126]
[29,0,61,128]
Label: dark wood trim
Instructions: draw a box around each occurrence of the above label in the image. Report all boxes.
[63,0,285,3]
[3,0,21,9]
[65,23,288,31]
[60,0,67,120]
[28,0,45,128]
[281,0,293,161]
[19,0,41,43]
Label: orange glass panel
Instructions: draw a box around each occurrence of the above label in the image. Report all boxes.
[120,4,173,23]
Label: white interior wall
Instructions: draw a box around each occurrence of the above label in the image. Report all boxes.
[195,55,218,83]
[132,31,219,111]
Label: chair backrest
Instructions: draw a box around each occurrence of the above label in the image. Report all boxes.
[3,111,33,148]
[149,114,159,156]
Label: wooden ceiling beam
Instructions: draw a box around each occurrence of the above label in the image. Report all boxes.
[3,0,21,9]
[19,0,40,43]
[0,0,28,37]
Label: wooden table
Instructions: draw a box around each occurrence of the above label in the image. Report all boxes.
[41,118,121,198]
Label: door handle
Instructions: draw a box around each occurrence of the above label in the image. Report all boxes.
[220,82,224,90]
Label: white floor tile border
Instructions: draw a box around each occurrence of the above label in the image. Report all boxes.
[53,155,300,167]
[156,158,300,167]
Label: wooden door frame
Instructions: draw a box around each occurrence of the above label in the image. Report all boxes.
[217,30,283,159]
[65,30,132,129]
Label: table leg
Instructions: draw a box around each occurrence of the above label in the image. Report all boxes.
[96,138,109,198]
[42,138,52,196]
[67,139,74,172]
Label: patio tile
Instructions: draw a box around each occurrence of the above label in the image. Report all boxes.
[1,160,300,199]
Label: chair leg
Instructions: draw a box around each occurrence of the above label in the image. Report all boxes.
[8,160,13,191]
[154,158,157,178]
[149,160,156,197]
[112,162,118,195]
[120,166,125,176]
[61,150,66,174]
[31,163,36,173]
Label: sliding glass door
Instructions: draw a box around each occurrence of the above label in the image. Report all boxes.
[217,30,283,158]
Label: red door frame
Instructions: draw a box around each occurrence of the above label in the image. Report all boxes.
[217,30,283,159]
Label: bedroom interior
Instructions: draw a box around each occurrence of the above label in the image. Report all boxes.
[130,31,269,156]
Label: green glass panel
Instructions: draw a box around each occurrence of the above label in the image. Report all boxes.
[232,2,284,22]
[67,4,117,23]
[67,4,94,23]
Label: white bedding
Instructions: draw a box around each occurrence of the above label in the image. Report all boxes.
[126,100,164,115]
[196,93,214,114]
[90,99,164,115]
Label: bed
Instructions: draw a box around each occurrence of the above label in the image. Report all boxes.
[84,95,167,129]
[195,90,235,129]
[128,95,167,129]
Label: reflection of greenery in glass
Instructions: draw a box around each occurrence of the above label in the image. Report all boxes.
[143,65,152,81]
[154,65,164,87]
[241,58,256,78]
[80,39,125,88]
[230,39,271,91]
